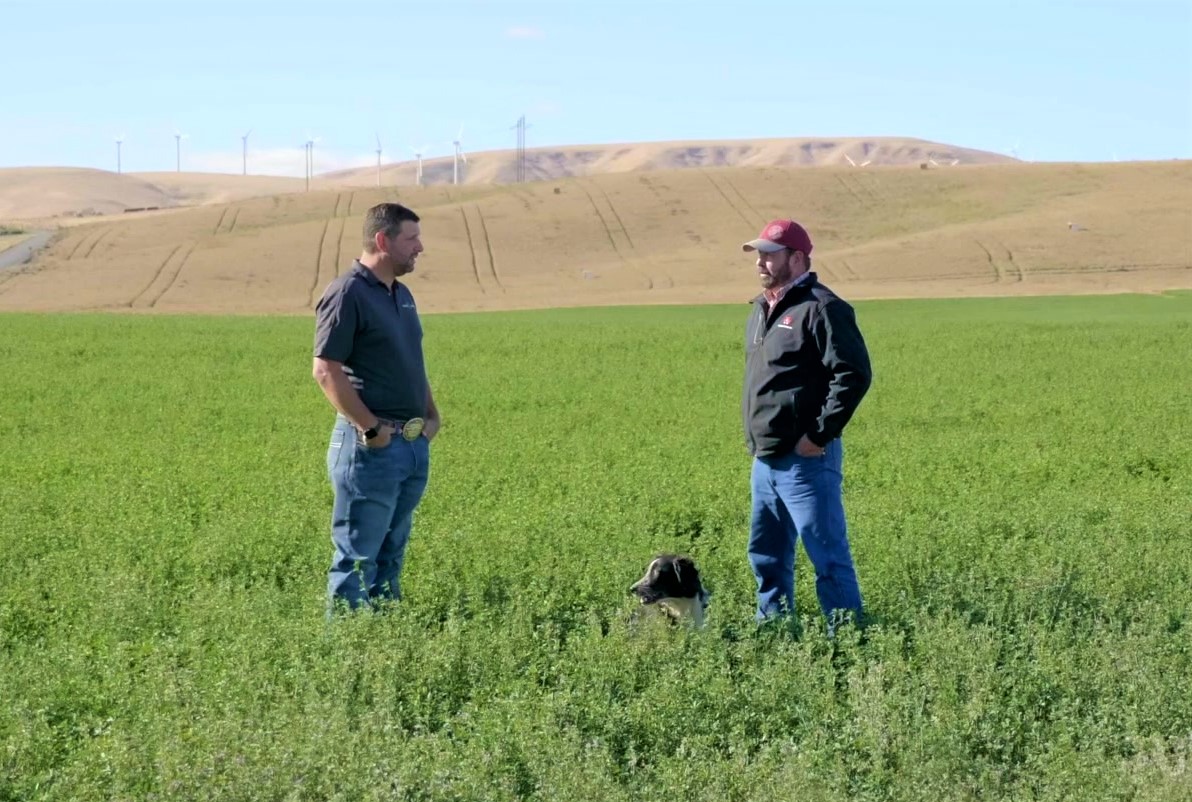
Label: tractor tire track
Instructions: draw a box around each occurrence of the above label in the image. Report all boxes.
[81,227,114,259]
[974,239,1002,283]
[701,170,754,228]
[514,187,535,210]
[307,218,332,308]
[332,193,345,218]
[334,218,347,278]
[722,175,766,227]
[838,258,860,280]
[815,260,842,282]
[346,192,357,217]
[576,180,625,259]
[590,180,635,249]
[67,228,102,261]
[834,173,869,209]
[146,244,194,308]
[638,174,667,203]
[458,207,487,295]
[1001,242,1024,282]
[128,245,182,306]
[226,206,242,233]
[129,244,189,308]
[212,207,230,236]
[619,176,677,288]
[474,205,505,293]
[849,171,884,203]
[576,179,653,290]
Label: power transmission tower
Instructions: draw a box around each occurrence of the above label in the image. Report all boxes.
[512,114,529,182]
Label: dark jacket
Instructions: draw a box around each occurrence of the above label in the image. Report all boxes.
[742,273,872,457]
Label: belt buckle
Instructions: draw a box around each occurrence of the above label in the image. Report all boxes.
[400,417,425,441]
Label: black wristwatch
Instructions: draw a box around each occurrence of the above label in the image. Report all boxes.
[363,425,380,440]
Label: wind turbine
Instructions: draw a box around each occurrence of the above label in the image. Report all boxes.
[409,144,427,186]
[174,130,189,173]
[241,129,252,176]
[451,124,467,185]
[375,133,383,187]
[115,135,124,174]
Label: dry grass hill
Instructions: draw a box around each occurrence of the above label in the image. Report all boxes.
[1,137,1008,222]
[0,167,177,220]
[0,157,1188,315]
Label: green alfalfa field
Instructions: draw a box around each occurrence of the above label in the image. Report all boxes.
[1,293,1190,802]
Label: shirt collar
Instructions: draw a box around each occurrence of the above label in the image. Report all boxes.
[352,260,395,291]
[763,270,814,307]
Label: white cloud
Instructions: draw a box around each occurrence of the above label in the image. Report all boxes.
[505,25,544,39]
[185,147,377,177]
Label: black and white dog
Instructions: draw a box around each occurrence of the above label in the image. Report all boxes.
[628,553,711,628]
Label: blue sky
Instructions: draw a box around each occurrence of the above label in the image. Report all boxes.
[1,0,1188,176]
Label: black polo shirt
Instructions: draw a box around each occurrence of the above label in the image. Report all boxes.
[313,261,428,420]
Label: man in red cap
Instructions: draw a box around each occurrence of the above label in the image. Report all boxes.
[740,218,872,633]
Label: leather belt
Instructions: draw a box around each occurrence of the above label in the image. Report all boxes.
[377,417,425,441]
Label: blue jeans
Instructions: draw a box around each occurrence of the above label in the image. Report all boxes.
[748,438,863,623]
[325,416,430,612]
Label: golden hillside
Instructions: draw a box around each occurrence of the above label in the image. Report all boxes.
[0,160,1188,315]
[0,168,176,219]
[0,137,1010,221]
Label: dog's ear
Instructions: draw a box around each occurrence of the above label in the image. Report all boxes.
[672,556,703,596]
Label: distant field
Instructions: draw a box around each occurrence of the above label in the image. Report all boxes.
[2,294,1190,800]
[0,160,1188,315]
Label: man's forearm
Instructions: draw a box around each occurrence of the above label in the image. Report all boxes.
[315,364,377,430]
[812,371,870,446]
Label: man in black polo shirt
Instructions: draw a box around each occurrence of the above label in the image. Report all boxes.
[312,203,441,613]
[741,218,872,633]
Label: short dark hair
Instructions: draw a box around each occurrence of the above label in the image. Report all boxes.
[363,203,419,253]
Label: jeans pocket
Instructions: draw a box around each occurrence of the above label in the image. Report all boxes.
[327,428,351,475]
[359,435,397,453]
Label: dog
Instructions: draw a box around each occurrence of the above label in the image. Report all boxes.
[628,553,710,629]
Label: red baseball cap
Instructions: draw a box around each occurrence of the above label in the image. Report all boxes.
[742,219,813,255]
